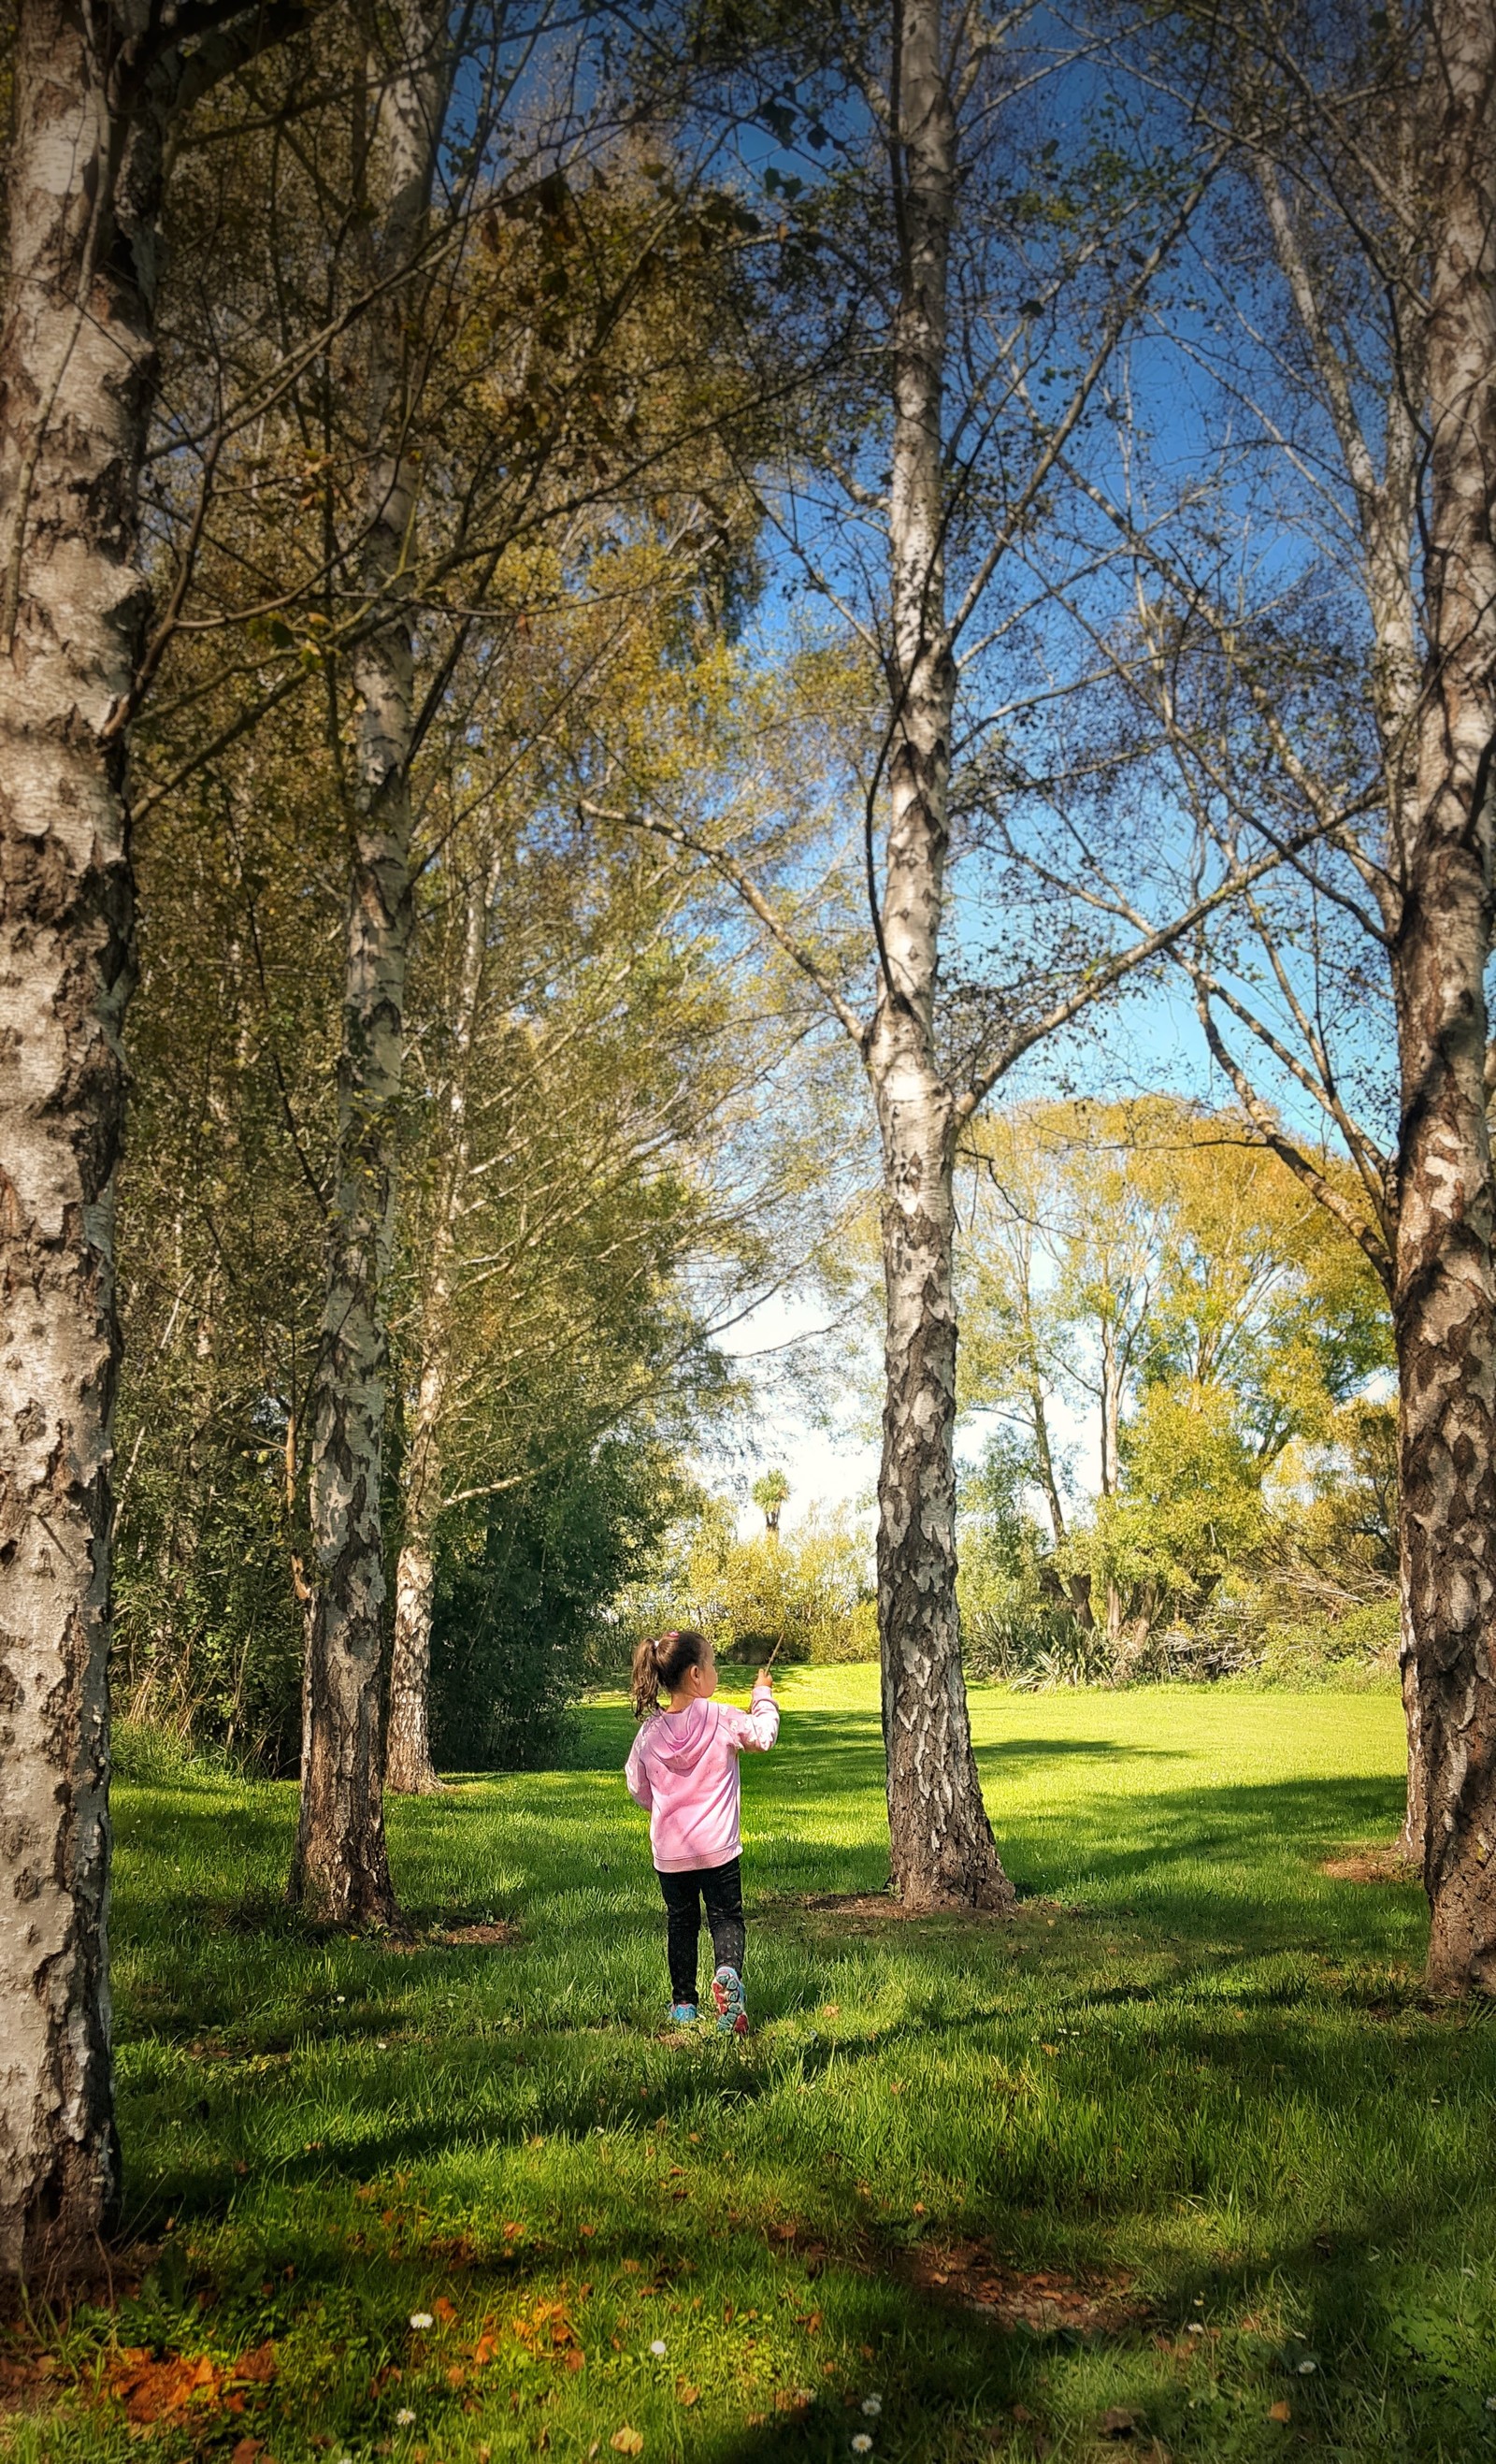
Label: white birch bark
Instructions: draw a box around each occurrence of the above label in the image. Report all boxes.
[0,0,151,2284]
[290,0,450,1921]
[869,0,1012,1912]
[0,0,299,2281]
[1391,0,1496,1992]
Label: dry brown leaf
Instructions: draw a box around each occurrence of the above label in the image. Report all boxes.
[232,2344,278,2385]
[610,2428,643,2455]
[108,2350,223,2426]
[1269,2400,1291,2424]
[676,2383,699,2407]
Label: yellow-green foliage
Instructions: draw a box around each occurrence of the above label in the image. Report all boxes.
[619,1496,877,1664]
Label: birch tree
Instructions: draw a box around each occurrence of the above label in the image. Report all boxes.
[285,0,453,1924]
[0,0,324,2290]
[595,0,1323,1907]
[121,42,794,1850]
[1049,0,1496,1984]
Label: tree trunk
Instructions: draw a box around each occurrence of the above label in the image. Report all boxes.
[385,1361,445,1795]
[385,852,494,1794]
[1028,1371,1092,1626]
[870,0,1011,1915]
[0,0,180,2287]
[1029,1375,1068,1546]
[291,0,448,1922]
[1098,1317,1127,1652]
[1399,1604,1427,1865]
[874,1079,1013,1909]
[1392,0,1496,1995]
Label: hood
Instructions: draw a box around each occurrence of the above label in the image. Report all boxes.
[644,1700,716,1772]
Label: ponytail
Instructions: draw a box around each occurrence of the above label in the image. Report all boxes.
[630,1627,708,1719]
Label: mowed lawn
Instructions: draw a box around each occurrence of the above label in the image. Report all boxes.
[10,1673,1496,2464]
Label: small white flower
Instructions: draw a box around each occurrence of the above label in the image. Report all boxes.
[1297,2358,1317,2375]
[1187,2322,1205,2335]
[852,2438,873,2456]
[336,1994,346,2004]
[650,2340,667,2356]
[862,2396,883,2415]
[410,2312,434,2330]
[396,2409,416,2428]
[1486,2395,1496,2413]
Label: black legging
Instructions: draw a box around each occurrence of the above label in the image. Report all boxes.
[657,1856,745,2006]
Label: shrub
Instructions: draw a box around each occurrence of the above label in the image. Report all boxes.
[1250,1592,1400,1690]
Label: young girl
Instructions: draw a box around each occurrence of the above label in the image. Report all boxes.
[625,1629,779,2033]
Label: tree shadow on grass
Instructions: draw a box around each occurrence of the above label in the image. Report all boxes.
[683,2168,1494,2462]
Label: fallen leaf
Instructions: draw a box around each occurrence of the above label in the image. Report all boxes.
[432,2297,457,2326]
[512,2299,578,2352]
[108,2351,223,2426]
[610,2430,643,2455]
[677,2383,699,2407]
[230,2442,262,2464]
[232,2344,278,2385]
[1269,2400,1291,2424]
[1100,2406,1138,2438]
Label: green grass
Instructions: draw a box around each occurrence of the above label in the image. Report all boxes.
[8,1670,1495,2464]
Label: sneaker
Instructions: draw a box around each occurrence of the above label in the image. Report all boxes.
[668,2002,698,2025]
[711,1965,747,2036]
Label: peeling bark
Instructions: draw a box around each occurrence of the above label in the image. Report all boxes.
[291,0,449,1921]
[1393,0,1496,1995]
[0,0,301,2283]
[0,0,174,2287]
[869,0,1012,1915]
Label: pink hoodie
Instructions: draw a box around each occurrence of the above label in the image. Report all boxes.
[625,1684,780,1872]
